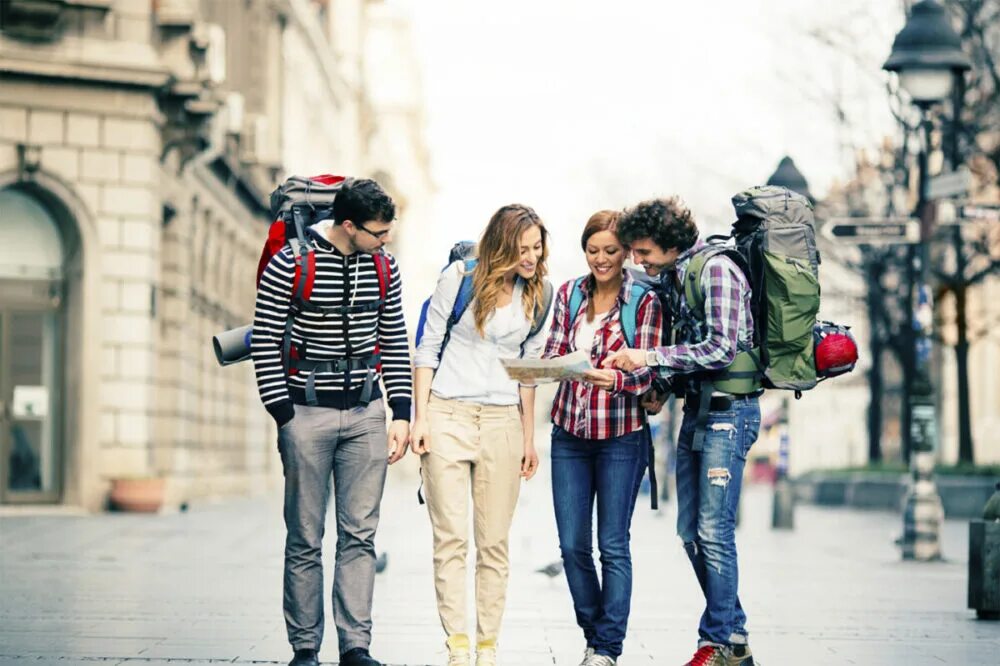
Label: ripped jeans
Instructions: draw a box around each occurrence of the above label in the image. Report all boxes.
[676,395,760,647]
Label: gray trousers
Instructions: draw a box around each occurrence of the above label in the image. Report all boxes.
[278,401,389,653]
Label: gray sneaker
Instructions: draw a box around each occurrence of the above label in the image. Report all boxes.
[578,647,595,666]
[583,654,616,666]
[727,644,756,665]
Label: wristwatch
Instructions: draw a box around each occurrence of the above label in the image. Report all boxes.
[645,349,659,367]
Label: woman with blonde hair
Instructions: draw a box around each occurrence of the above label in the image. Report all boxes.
[412,204,553,666]
[545,210,665,666]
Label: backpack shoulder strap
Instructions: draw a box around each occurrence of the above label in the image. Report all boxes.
[372,252,391,312]
[290,208,317,305]
[436,258,478,363]
[684,246,728,320]
[620,281,652,348]
[567,277,587,331]
[530,280,555,337]
[519,279,554,358]
[451,258,478,325]
[684,244,752,323]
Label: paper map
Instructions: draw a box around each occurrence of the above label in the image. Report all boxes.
[500,350,594,384]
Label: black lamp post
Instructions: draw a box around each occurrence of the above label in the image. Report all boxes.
[764,157,811,530]
[883,0,971,562]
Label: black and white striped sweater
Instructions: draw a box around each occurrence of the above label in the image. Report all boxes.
[251,227,413,426]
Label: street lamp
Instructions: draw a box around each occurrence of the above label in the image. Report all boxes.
[883,1,971,107]
[764,156,811,530]
[883,0,971,562]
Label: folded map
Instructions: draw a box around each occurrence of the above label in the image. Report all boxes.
[500,350,594,384]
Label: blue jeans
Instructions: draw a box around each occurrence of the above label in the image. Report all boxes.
[551,426,646,659]
[676,396,760,647]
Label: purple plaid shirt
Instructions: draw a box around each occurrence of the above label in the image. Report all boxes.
[651,243,754,375]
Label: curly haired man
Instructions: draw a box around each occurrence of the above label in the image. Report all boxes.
[606,197,759,666]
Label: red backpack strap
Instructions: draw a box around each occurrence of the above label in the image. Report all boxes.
[370,253,392,373]
[257,220,289,287]
[372,252,391,312]
[288,207,317,304]
[291,247,316,302]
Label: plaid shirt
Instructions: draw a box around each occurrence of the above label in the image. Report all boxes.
[544,271,664,440]
[651,243,754,375]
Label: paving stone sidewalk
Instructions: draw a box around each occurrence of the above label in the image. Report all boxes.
[1,463,997,666]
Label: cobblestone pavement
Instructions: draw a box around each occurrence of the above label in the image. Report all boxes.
[1,462,998,666]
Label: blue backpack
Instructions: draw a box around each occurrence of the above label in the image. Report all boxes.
[566,271,653,348]
[415,241,553,360]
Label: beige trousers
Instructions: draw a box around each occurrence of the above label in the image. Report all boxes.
[422,395,524,645]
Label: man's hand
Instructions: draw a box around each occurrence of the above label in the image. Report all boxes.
[521,443,539,480]
[641,389,666,415]
[603,349,647,372]
[387,420,409,464]
[409,418,430,456]
[582,368,617,391]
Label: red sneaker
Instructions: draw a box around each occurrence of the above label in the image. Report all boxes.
[684,645,728,666]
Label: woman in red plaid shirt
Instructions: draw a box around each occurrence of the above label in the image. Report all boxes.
[543,210,665,666]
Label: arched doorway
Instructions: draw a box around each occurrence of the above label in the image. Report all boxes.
[0,187,67,503]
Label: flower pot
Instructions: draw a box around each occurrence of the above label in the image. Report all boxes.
[109,477,166,513]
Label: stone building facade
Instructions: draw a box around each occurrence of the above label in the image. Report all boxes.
[0,0,432,510]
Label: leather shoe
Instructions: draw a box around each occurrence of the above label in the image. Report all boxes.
[289,649,319,666]
[339,647,382,666]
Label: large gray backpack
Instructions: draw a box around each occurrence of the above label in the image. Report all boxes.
[728,185,821,392]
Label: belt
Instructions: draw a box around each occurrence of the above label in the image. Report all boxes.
[290,354,381,406]
[685,387,762,453]
[684,390,761,412]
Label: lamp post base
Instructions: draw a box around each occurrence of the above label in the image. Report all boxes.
[772,477,795,530]
[901,452,944,561]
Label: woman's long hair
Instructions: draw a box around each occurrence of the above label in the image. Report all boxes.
[580,210,624,323]
[471,204,549,337]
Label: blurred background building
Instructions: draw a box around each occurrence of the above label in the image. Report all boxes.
[1,0,996,514]
[0,0,432,510]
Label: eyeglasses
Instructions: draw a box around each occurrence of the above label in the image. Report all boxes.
[356,223,392,240]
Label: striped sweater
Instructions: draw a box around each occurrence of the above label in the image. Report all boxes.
[251,227,413,426]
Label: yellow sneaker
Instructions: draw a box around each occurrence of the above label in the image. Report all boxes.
[476,639,497,666]
[446,634,471,666]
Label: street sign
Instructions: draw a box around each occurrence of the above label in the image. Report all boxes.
[823,218,921,245]
[926,166,971,200]
[961,203,1000,222]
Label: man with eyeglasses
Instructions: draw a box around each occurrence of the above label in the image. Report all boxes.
[252,178,412,666]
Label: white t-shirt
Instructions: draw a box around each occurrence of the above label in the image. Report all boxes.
[574,310,609,356]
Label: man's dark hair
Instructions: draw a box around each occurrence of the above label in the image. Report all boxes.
[618,197,698,252]
[333,178,396,225]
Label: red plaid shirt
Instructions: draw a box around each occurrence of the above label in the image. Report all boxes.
[544,271,664,440]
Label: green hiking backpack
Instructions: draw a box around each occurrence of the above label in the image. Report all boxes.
[685,185,821,394]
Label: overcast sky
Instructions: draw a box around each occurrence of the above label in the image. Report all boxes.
[398,0,905,282]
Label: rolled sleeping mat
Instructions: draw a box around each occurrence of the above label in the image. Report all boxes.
[213,324,254,366]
